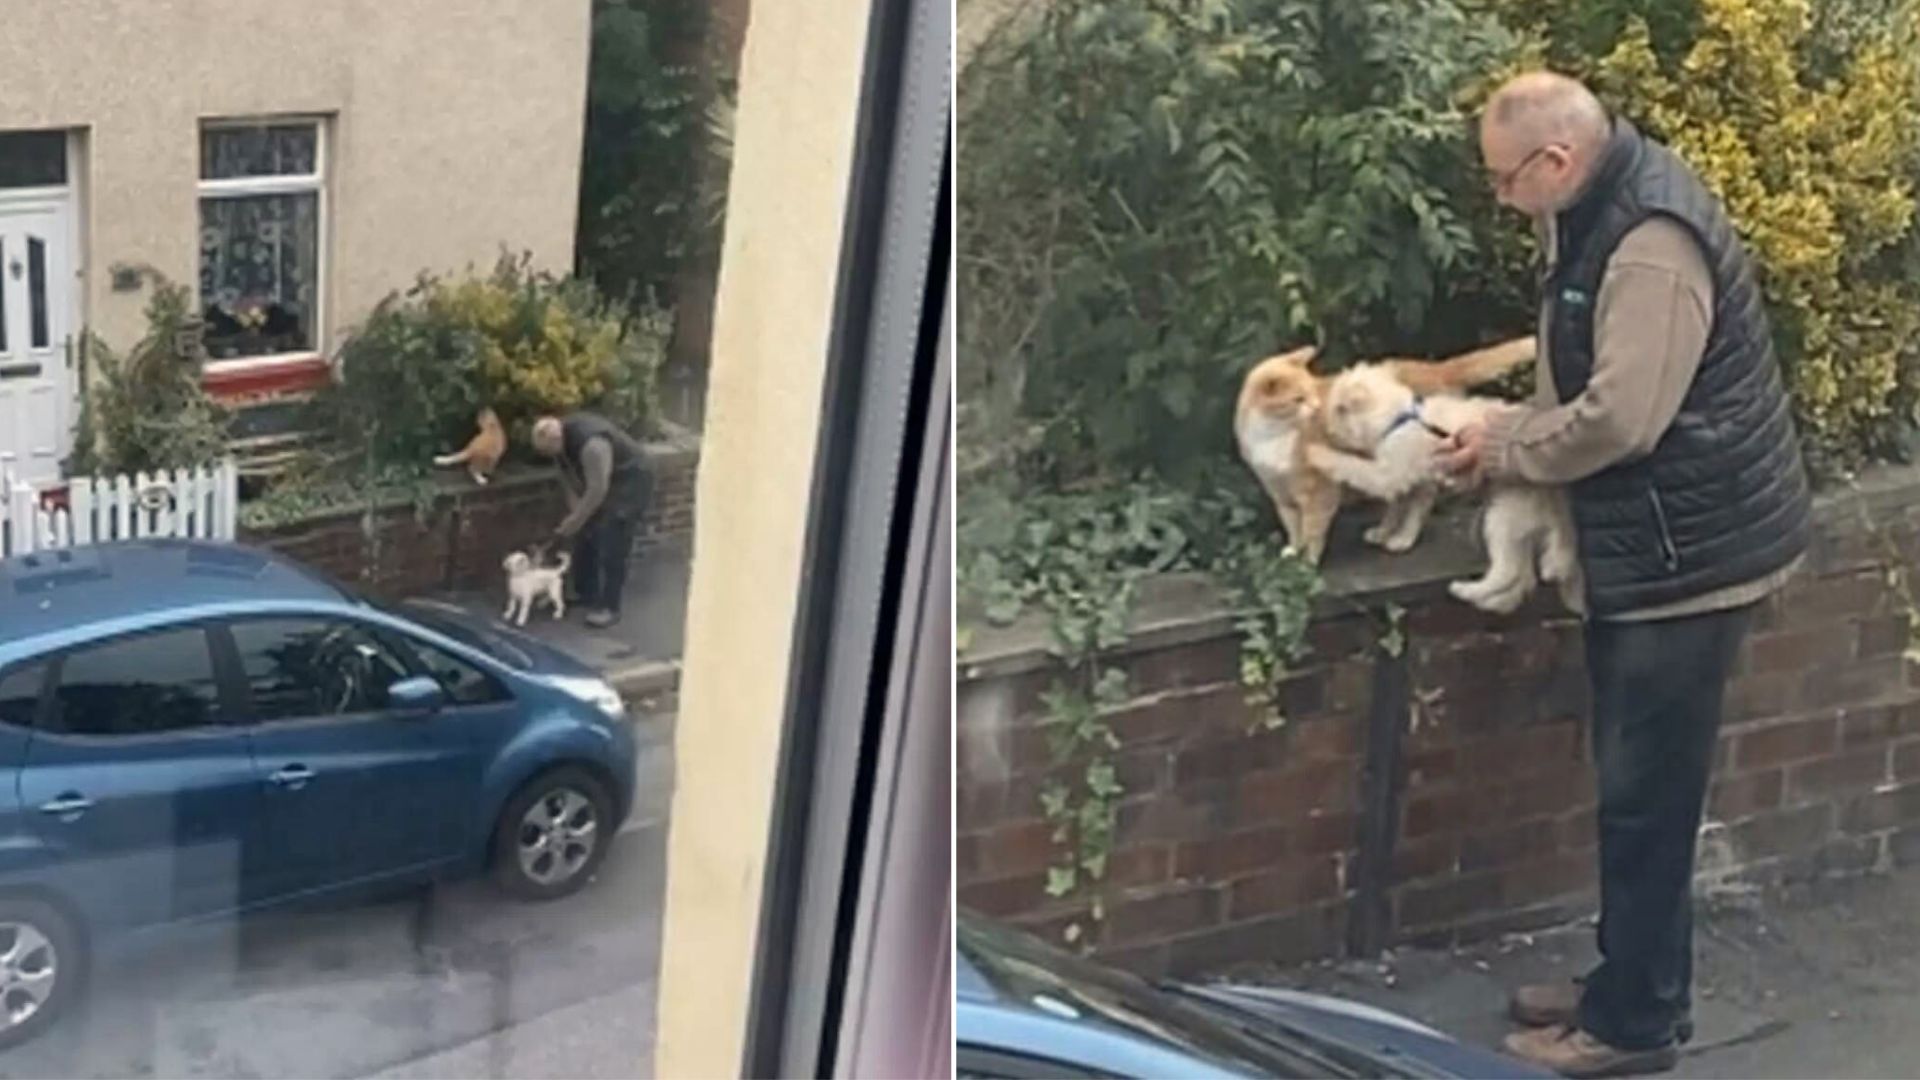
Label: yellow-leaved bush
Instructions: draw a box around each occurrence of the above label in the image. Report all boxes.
[431,260,625,423]
[1490,0,1920,470]
[313,252,660,479]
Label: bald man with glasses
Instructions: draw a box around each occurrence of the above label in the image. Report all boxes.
[1439,72,1811,1077]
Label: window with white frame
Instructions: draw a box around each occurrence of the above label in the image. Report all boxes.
[197,120,324,361]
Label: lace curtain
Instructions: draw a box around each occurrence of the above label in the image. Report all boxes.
[197,124,320,360]
[198,195,319,359]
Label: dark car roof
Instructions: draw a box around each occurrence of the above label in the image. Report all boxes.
[955,912,1552,1080]
[0,540,349,647]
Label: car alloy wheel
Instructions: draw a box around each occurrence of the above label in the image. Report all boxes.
[0,921,56,1031]
[517,786,600,888]
[0,898,82,1049]
[493,767,615,900]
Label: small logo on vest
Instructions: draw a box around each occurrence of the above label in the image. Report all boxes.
[1559,287,1591,309]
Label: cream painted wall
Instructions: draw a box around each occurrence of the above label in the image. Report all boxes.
[652,0,873,1073]
[0,0,588,352]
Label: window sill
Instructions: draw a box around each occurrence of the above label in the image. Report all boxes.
[200,352,330,398]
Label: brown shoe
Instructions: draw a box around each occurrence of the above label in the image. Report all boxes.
[1502,1024,1677,1078]
[1510,979,1582,1027]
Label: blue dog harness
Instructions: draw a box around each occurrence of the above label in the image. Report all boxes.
[1383,399,1452,440]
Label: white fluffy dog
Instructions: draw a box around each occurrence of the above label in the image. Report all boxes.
[1305,362,1582,615]
[502,550,571,626]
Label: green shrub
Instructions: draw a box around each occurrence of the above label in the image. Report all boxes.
[310,253,665,478]
[236,458,442,531]
[593,304,670,438]
[960,0,1526,482]
[308,275,489,478]
[440,253,626,429]
[67,267,229,477]
[962,0,1920,483]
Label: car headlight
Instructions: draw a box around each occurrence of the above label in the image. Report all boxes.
[550,676,627,721]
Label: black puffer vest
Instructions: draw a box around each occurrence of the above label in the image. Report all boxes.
[561,412,653,504]
[1545,119,1811,617]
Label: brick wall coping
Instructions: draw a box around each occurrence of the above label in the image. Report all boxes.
[240,436,699,537]
[959,462,1920,682]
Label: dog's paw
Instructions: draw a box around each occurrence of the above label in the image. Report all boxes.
[1483,592,1526,615]
[1383,531,1419,553]
[1363,524,1390,546]
[1555,582,1584,613]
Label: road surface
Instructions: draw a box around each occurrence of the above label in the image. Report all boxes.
[0,718,675,1080]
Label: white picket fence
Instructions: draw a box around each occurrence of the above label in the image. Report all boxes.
[1,460,239,558]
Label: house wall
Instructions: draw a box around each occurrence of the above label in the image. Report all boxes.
[0,0,590,353]
[958,467,1920,977]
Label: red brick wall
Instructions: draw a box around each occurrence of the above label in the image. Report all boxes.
[957,472,1920,977]
[241,446,697,600]
[958,613,1375,975]
[1385,599,1598,948]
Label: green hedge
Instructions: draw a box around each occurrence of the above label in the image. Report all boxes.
[960,0,1920,484]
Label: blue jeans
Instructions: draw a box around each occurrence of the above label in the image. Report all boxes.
[1577,602,1754,1050]
[571,502,641,614]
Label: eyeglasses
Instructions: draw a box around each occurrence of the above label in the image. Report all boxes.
[1488,143,1562,193]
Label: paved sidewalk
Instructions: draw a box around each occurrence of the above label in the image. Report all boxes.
[444,540,690,700]
[1216,865,1920,1078]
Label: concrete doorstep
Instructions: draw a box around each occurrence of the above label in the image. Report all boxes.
[608,657,681,701]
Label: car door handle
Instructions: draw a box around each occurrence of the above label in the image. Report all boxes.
[268,765,315,790]
[38,794,93,819]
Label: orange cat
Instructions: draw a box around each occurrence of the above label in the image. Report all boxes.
[433,406,508,485]
[1234,336,1535,563]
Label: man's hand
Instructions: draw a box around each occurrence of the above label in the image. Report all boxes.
[1437,421,1488,482]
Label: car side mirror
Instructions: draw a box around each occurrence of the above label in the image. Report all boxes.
[388,675,447,715]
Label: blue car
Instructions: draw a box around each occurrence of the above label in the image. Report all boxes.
[958,913,1552,1079]
[0,540,638,1046]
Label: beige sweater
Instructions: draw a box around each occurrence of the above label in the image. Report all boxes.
[1480,215,1800,621]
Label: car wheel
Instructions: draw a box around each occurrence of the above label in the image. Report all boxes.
[0,897,81,1049]
[491,767,614,900]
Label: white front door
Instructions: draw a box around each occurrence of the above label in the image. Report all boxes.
[0,199,72,485]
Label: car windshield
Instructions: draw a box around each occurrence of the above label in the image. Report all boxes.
[957,917,1356,1079]
[293,566,535,672]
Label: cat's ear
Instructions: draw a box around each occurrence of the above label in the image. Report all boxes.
[1279,345,1317,367]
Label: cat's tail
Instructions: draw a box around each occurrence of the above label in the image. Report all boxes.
[1392,335,1535,397]
[433,448,471,466]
